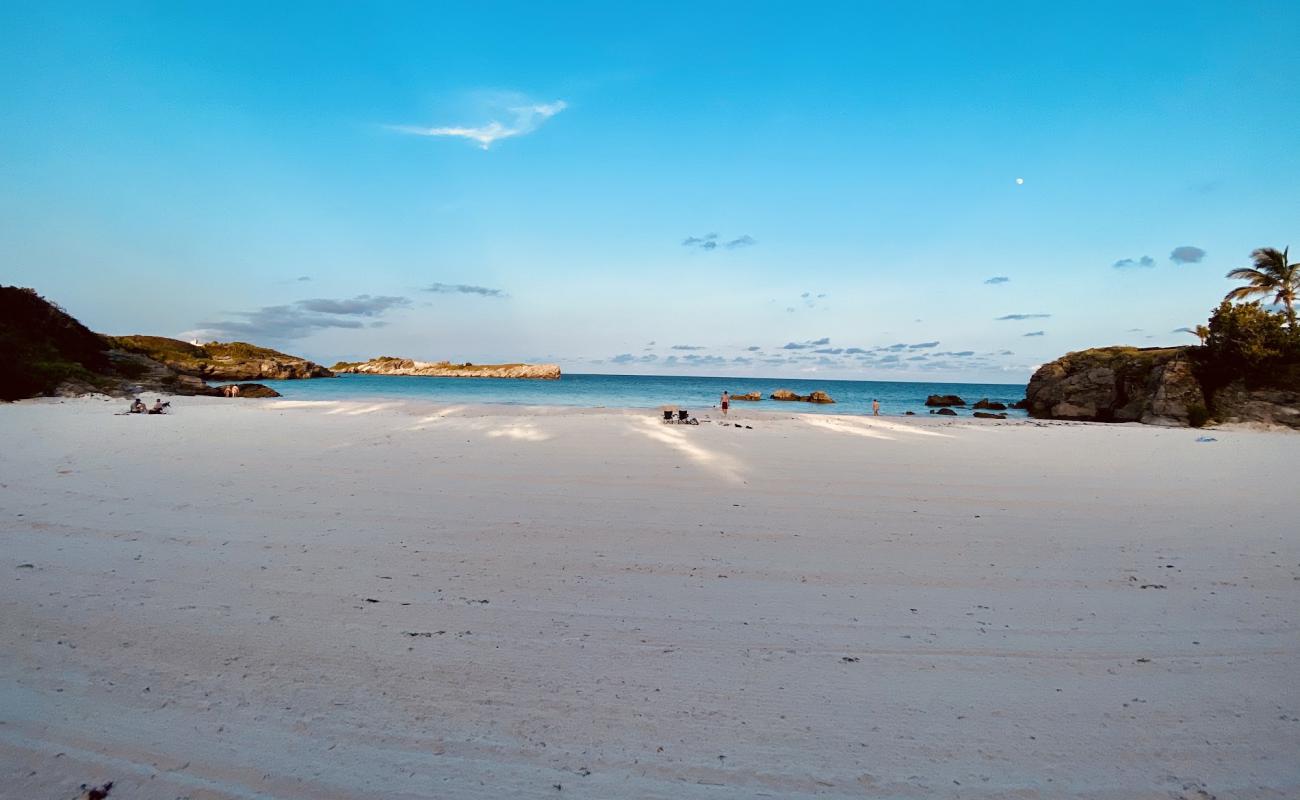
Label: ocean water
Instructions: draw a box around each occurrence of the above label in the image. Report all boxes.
[257,373,1027,417]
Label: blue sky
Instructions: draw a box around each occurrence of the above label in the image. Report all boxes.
[2,2,1298,381]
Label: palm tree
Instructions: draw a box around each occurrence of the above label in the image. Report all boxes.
[1193,324,1209,345]
[1225,246,1299,328]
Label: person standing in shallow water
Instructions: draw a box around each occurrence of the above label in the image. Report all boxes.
[720,391,730,417]
[872,398,881,416]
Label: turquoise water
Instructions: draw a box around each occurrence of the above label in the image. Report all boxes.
[258,373,1027,417]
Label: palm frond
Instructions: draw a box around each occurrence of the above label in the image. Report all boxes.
[1224,285,1265,301]
[1225,267,1268,282]
[1249,247,1288,270]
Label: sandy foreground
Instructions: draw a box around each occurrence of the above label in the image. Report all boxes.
[1,396,1297,800]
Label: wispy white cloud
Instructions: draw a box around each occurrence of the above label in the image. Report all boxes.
[392,100,567,149]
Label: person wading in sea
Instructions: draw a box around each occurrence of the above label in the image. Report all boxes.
[872,398,881,416]
[721,390,730,417]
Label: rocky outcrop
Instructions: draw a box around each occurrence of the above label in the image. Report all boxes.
[2,286,115,400]
[1026,347,1206,425]
[332,357,560,380]
[770,389,835,403]
[925,394,965,407]
[1211,382,1300,429]
[972,398,1007,410]
[1029,344,1300,428]
[107,350,223,396]
[729,391,762,401]
[934,407,957,416]
[110,336,332,380]
[2,286,323,400]
[973,411,1007,419]
[213,383,282,398]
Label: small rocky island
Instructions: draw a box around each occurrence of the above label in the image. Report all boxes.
[333,356,561,380]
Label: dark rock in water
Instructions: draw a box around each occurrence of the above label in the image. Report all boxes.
[925,394,965,407]
[214,382,281,398]
[973,411,1007,419]
[905,411,916,415]
[770,389,834,403]
[729,391,761,401]
[1011,398,1029,410]
[972,398,1007,410]
[935,407,958,416]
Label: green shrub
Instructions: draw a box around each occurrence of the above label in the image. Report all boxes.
[1186,403,1210,428]
[1200,300,1300,390]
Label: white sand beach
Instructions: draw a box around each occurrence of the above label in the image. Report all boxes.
[1,397,1297,799]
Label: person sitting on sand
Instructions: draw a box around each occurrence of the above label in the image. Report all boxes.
[129,398,146,414]
[721,390,730,417]
[148,399,167,414]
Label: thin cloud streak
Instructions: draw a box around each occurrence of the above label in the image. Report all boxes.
[392,100,566,150]
[423,283,506,297]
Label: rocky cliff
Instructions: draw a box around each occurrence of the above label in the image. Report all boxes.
[1026,345,1299,428]
[1,286,116,400]
[332,357,561,380]
[1,286,319,400]
[109,336,333,380]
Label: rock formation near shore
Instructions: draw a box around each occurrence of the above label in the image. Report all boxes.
[729,391,762,401]
[770,389,835,403]
[332,357,561,380]
[1026,345,1300,428]
[213,383,282,398]
[110,336,332,380]
[1026,347,1203,425]
[1,285,325,400]
[925,394,965,407]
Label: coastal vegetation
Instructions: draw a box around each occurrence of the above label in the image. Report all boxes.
[0,286,114,400]
[1223,246,1298,328]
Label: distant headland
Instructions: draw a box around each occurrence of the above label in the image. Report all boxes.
[332,356,561,380]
